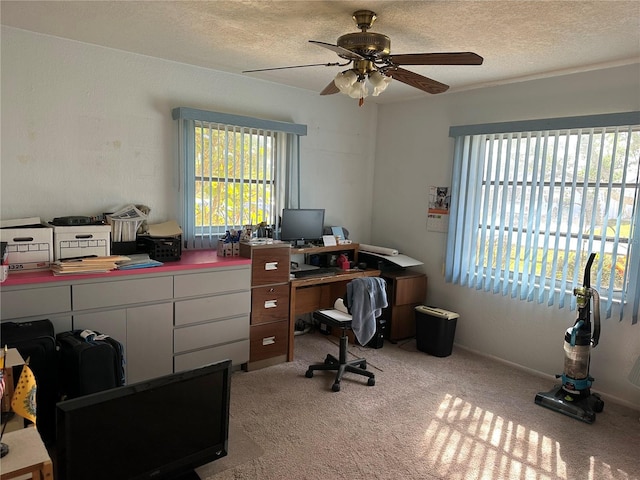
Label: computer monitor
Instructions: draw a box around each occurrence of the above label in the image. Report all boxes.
[55,360,231,480]
[280,209,325,245]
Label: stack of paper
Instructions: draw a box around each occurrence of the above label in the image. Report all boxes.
[109,205,148,242]
[116,253,163,270]
[51,255,130,275]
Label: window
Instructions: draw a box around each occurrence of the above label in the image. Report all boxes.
[446,112,640,323]
[173,108,307,248]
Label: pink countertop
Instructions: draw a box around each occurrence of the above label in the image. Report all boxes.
[0,250,251,287]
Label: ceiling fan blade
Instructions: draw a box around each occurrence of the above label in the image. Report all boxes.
[243,62,342,73]
[386,67,449,94]
[388,52,483,66]
[320,80,339,96]
[309,40,364,60]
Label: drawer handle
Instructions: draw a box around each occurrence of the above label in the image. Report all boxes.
[264,300,277,309]
[75,234,94,239]
[262,336,276,346]
[265,262,278,271]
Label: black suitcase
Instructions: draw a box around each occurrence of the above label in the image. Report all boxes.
[57,330,125,400]
[0,319,59,446]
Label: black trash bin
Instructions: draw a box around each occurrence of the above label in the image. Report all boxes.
[415,306,459,357]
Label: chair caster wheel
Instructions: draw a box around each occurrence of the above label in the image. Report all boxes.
[305,370,313,378]
[360,362,367,369]
[332,383,341,392]
[367,378,375,386]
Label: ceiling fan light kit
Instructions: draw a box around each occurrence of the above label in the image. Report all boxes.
[243,9,483,106]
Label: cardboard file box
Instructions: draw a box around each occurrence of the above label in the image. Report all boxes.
[217,240,239,257]
[53,225,111,260]
[0,224,54,271]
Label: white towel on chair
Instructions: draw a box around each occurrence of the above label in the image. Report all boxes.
[345,277,388,346]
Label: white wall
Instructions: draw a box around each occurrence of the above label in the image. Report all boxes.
[373,64,640,408]
[0,27,377,242]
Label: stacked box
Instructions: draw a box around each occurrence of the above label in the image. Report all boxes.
[53,225,112,260]
[217,240,239,257]
[0,224,54,271]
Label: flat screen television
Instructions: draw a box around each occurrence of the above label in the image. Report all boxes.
[280,208,325,245]
[55,360,231,480]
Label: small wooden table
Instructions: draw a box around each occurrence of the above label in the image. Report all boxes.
[0,426,53,480]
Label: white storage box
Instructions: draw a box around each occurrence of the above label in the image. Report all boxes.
[0,223,54,271]
[53,225,111,260]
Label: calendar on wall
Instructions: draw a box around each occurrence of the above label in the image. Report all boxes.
[427,186,450,233]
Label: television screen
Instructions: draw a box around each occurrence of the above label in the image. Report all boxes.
[55,360,231,480]
[280,209,325,243]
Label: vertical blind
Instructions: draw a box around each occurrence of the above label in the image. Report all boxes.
[172,108,307,249]
[446,112,640,323]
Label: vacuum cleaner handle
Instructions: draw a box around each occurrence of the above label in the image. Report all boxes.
[583,252,596,288]
[582,252,600,347]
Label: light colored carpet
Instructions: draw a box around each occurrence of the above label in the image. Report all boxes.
[198,332,639,480]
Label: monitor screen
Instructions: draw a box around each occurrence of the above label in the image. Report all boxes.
[55,360,231,480]
[280,209,325,243]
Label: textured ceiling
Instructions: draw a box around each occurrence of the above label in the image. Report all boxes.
[2,0,639,104]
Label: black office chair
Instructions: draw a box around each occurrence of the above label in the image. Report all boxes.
[305,277,387,392]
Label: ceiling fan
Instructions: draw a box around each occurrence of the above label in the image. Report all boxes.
[243,9,483,106]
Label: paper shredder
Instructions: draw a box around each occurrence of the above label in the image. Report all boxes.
[415,306,459,357]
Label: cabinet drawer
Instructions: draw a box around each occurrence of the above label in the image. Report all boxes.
[174,267,250,298]
[251,248,290,285]
[73,276,173,310]
[1,285,70,319]
[175,291,251,327]
[250,321,288,363]
[174,339,250,371]
[393,275,427,305]
[174,315,249,353]
[251,284,289,325]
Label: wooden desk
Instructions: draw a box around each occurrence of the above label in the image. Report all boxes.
[0,426,53,480]
[288,269,380,361]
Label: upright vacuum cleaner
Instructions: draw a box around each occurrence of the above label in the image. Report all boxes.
[535,252,604,423]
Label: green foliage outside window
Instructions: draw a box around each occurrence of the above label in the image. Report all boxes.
[194,125,275,231]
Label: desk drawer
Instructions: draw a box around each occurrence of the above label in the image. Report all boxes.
[250,320,288,362]
[174,340,250,371]
[251,248,290,285]
[174,267,250,298]
[174,315,249,354]
[73,277,172,310]
[175,291,250,327]
[1,285,70,319]
[251,284,289,325]
[392,275,427,306]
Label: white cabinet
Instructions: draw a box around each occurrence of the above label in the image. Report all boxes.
[173,267,251,371]
[73,310,127,343]
[72,303,173,384]
[1,262,251,384]
[72,276,173,310]
[126,303,173,383]
[0,285,73,332]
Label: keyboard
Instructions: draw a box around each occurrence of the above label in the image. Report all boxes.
[293,267,339,279]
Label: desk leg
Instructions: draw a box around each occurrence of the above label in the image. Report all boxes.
[287,283,296,362]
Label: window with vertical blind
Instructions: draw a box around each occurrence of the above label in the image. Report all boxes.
[172,108,307,249]
[445,112,640,323]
